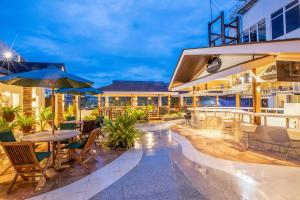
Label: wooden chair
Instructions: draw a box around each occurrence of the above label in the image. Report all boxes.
[0,129,16,176]
[1,141,51,193]
[64,128,100,169]
[81,120,95,138]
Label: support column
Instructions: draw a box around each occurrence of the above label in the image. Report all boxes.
[179,96,184,107]
[158,94,162,118]
[98,95,101,115]
[23,87,33,117]
[72,95,77,116]
[252,68,261,125]
[198,96,201,107]
[236,93,241,108]
[105,96,109,107]
[56,93,64,124]
[168,95,171,114]
[216,96,219,107]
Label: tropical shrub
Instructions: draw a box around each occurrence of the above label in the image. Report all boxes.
[38,106,53,131]
[104,113,140,149]
[1,106,21,122]
[17,115,36,134]
[0,117,17,131]
[64,104,76,119]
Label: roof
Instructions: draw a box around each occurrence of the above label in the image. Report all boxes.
[99,80,169,92]
[236,0,258,15]
[0,61,66,75]
[169,38,300,91]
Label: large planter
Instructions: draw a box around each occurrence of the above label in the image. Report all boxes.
[20,126,33,134]
[2,113,15,122]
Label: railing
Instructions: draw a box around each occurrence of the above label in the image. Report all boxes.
[190,107,300,128]
[98,106,184,119]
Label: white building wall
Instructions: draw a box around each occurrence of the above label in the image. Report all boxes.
[241,0,300,40]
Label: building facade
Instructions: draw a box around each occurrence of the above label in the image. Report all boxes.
[236,0,300,43]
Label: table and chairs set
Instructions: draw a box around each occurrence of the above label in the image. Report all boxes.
[0,117,104,193]
[0,66,104,193]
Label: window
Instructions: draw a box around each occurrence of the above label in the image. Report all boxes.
[250,25,257,42]
[285,1,300,33]
[271,8,284,39]
[242,31,249,43]
[258,20,266,41]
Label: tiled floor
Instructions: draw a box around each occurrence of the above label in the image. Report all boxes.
[91,130,208,200]
[0,144,124,200]
[172,125,300,166]
[2,121,300,200]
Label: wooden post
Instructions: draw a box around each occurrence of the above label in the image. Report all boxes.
[216,96,219,107]
[236,93,241,108]
[252,69,261,125]
[56,93,64,124]
[97,95,101,115]
[168,95,171,114]
[23,87,33,117]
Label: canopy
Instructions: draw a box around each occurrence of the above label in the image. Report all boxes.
[0,66,93,135]
[0,66,93,88]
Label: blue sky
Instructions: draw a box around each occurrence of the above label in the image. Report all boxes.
[0,0,236,87]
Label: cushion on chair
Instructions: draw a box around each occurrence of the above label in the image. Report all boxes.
[66,116,76,121]
[0,129,16,142]
[35,151,51,161]
[60,123,76,130]
[63,142,84,149]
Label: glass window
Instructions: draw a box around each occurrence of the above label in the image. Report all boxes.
[242,31,249,43]
[258,21,266,41]
[250,26,257,42]
[285,4,300,33]
[271,9,284,39]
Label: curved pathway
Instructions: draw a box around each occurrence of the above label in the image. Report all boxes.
[29,121,300,200]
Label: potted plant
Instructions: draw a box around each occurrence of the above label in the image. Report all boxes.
[104,112,140,150]
[1,106,21,122]
[37,106,52,131]
[17,115,35,134]
[0,117,17,131]
[64,105,76,121]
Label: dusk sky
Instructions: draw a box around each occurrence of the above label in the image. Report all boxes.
[0,0,236,87]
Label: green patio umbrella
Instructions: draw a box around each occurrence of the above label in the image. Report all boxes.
[0,66,93,134]
[55,87,102,121]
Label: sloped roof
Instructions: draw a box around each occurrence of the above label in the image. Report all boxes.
[99,80,169,92]
[0,61,66,75]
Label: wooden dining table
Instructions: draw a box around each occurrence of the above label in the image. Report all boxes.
[21,130,81,170]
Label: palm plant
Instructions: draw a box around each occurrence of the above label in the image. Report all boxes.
[38,106,53,131]
[0,117,17,131]
[17,115,36,134]
[104,113,140,149]
[1,106,21,122]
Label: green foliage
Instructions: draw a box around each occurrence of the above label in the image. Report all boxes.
[17,115,36,127]
[1,106,21,115]
[104,113,140,149]
[126,107,148,122]
[64,104,75,118]
[1,106,21,122]
[38,106,53,131]
[0,117,17,131]
[84,115,96,120]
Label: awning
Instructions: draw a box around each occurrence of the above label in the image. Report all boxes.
[169,39,300,91]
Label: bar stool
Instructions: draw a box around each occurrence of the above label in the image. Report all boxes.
[240,123,257,149]
[222,118,235,140]
[286,128,300,159]
[198,116,206,129]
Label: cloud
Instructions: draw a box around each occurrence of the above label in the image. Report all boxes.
[81,65,169,87]
[1,0,237,87]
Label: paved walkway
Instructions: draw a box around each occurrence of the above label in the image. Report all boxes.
[90,130,207,200]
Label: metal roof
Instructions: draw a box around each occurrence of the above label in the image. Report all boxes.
[99,80,169,92]
[0,61,66,75]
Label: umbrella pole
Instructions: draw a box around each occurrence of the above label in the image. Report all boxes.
[51,86,55,135]
[79,95,81,121]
